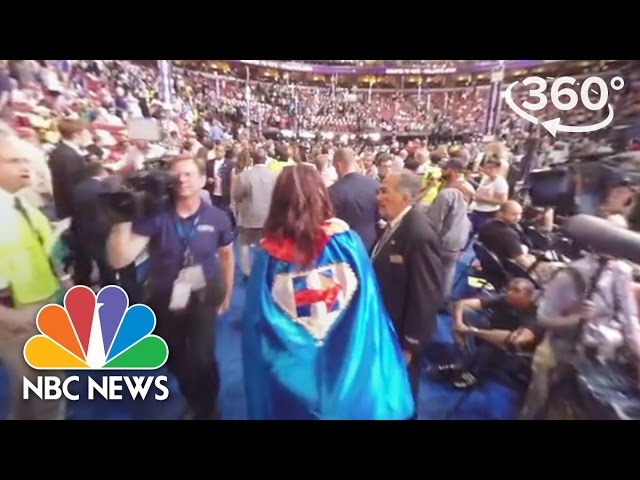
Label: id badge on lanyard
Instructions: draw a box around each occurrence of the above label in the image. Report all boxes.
[169,215,206,312]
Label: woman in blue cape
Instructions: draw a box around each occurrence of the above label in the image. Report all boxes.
[242,164,414,420]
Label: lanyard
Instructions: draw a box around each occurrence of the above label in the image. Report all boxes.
[175,214,200,267]
[14,197,59,278]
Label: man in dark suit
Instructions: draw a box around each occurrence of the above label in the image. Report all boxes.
[48,119,89,220]
[206,143,234,226]
[48,118,91,285]
[371,170,443,418]
[329,148,380,252]
[71,161,116,288]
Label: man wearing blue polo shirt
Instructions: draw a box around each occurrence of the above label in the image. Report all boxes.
[107,154,234,420]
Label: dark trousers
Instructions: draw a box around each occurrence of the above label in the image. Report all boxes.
[407,357,421,420]
[210,195,236,230]
[116,263,143,305]
[72,242,116,288]
[70,227,94,287]
[469,211,495,237]
[441,249,461,305]
[460,310,532,390]
[148,282,223,420]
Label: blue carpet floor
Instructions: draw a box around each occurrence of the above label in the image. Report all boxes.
[0,246,519,420]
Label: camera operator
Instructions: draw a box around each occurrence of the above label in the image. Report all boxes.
[107,154,234,420]
[521,247,640,419]
[71,160,117,288]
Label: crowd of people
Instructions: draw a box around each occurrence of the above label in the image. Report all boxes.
[1,59,640,421]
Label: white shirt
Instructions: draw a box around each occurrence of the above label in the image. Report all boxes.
[472,175,509,213]
[212,158,225,197]
[0,186,16,208]
[388,205,412,231]
[372,205,412,258]
[0,187,21,241]
[321,166,338,187]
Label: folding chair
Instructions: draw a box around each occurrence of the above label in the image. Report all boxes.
[472,242,509,293]
[503,259,541,289]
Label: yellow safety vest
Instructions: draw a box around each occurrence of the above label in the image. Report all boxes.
[0,195,59,307]
[421,165,442,205]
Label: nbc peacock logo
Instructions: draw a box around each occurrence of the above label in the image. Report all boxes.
[22,285,170,402]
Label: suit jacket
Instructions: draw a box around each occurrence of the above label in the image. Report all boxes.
[206,158,234,205]
[233,165,277,229]
[71,177,113,258]
[328,172,380,252]
[372,206,443,353]
[49,142,88,219]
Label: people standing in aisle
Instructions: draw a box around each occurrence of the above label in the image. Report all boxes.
[233,149,276,280]
[372,170,443,418]
[329,148,380,253]
[469,156,509,235]
[107,154,234,420]
[424,158,474,301]
[0,132,67,420]
[242,164,413,420]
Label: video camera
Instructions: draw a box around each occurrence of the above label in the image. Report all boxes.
[100,157,177,223]
[526,151,640,217]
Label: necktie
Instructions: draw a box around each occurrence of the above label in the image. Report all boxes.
[372,225,393,259]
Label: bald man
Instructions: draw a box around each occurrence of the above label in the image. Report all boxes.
[329,148,380,252]
[478,200,537,270]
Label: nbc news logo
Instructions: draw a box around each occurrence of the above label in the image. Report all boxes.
[22,286,170,401]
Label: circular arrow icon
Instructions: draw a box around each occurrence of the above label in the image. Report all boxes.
[504,77,618,137]
[504,82,539,125]
[540,104,614,137]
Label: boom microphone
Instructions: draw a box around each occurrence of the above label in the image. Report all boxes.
[562,214,640,264]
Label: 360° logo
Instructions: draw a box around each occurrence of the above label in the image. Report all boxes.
[504,75,625,137]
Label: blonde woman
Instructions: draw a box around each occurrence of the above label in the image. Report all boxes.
[483,140,511,178]
[469,156,509,234]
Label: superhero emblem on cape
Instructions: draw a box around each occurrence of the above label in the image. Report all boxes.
[271,263,358,344]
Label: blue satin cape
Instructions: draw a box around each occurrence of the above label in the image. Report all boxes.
[242,224,414,420]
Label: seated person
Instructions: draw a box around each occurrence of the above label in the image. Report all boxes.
[478,200,564,284]
[478,200,536,269]
[446,278,543,390]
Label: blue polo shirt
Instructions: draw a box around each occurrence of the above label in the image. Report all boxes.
[132,201,233,294]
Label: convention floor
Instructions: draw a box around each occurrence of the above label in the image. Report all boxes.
[0,248,519,420]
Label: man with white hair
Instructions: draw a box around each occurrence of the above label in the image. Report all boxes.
[14,134,54,218]
[372,170,443,418]
[0,132,67,420]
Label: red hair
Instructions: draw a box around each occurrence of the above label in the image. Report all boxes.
[263,164,334,265]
